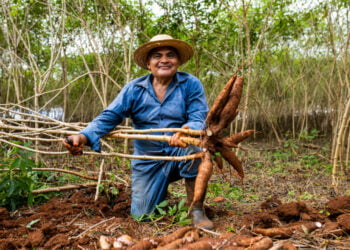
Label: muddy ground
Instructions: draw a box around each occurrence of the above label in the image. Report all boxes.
[0,183,350,249]
[1,140,350,249]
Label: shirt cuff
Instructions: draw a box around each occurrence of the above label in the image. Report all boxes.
[183,121,206,131]
[79,132,101,152]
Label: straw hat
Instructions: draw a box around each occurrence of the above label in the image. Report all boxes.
[133,34,194,70]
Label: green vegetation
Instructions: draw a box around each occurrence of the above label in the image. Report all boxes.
[132,199,191,226]
[0,1,348,137]
[0,142,37,210]
[1,0,348,172]
[208,183,244,202]
[0,142,92,210]
[0,0,348,211]
[0,128,341,213]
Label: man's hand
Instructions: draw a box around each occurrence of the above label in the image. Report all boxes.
[169,125,189,148]
[62,134,87,155]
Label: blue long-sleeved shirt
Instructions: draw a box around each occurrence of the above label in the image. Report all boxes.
[80,72,208,155]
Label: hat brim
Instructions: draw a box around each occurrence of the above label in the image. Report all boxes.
[133,39,194,70]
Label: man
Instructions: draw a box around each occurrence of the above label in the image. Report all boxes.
[63,34,213,229]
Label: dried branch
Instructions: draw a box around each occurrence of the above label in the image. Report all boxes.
[332,97,350,191]
[0,138,204,161]
[108,133,201,146]
[32,182,97,194]
[0,131,62,142]
[113,127,204,136]
[0,168,97,181]
[94,159,105,201]
[71,216,116,239]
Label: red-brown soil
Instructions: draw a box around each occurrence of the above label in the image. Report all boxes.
[1,185,350,249]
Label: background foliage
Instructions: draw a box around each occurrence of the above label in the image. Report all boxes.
[0,0,349,178]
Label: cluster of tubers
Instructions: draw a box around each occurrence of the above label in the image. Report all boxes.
[99,226,274,250]
[191,74,254,208]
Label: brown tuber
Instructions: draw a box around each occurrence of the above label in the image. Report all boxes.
[181,239,213,250]
[158,226,194,246]
[213,154,223,170]
[222,129,256,147]
[209,77,244,135]
[191,152,213,208]
[216,145,244,179]
[188,73,253,209]
[253,221,322,238]
[247,237,273,250]
[206,74,237,126]
[157,229,199,250]
[129,238,160,250]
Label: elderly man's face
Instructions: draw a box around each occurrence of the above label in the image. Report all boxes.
[147,47,180,79]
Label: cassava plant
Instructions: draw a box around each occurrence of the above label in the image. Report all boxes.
[0,142,37,210]
[132,199,191,226]
[190,74,255,208]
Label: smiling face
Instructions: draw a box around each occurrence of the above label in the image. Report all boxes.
[146,47,180,80]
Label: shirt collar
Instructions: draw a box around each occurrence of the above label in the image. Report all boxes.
[135,72,188,89]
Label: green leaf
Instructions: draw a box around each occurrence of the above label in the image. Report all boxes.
[10,158,21,170]
[27,194,34,206]
[46,173,56,181]
[168,205,177,216]
[178,211,187,220]
[10,199,16,211]
[8,180,15,196]
[23,158,35,171]
[0,179,10,191]
[158,200,168,207]
[19,160,27,172]
[226,226,236,232]
[177,218,191,226]
[110,186,119,196]
[178,199,186,211]
[156,207,166,215]
[26,219,41,228]
[131,214,144,222]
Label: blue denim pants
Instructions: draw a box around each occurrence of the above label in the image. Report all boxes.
[130,145,201,218]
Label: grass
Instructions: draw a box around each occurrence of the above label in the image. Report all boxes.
[164,134,348,215]
[1,134,349,250]
[197,135,347,213]
[1,131,348,217]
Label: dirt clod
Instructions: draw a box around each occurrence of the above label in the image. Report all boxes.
[0,207,9,220]
[327,196,350,215]
[260,197,282,210]
[337,213,350,231]
[320,221,345,237]
[282,242,297,250]
[276,201,307,220]
[28,229,44,247]
[242,212,280,228]
[44,233,70,249]
[1,188,350,249]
